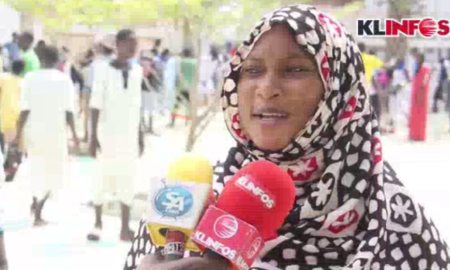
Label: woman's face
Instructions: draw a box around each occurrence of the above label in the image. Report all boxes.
[238,25,325,151]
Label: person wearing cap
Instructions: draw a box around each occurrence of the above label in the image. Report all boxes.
[88,29,144,242]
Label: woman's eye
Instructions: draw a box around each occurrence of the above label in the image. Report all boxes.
[286,67,307,73]
[242,66,263,74]
[247,68,260,74]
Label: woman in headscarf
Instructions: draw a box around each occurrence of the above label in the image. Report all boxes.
[124,5,450,270]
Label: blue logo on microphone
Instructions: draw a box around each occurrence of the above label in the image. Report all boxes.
[154,185,193,218]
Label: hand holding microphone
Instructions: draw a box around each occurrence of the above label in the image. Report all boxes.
[137,251,230,270]
[144,158,295,270]
[192,160,296,270]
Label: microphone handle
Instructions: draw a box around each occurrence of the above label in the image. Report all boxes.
[203,250,234,269]
[202,249,224,259]
[165,252,184,261]
[164,229,187,261]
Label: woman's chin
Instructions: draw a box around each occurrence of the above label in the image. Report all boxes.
[251,136,290,152]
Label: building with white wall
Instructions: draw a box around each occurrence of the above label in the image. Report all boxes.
[0,1,20,44]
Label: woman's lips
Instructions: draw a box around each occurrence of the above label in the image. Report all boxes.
[252,109,290,126]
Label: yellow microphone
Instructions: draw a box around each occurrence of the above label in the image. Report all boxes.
[146,153,214,260]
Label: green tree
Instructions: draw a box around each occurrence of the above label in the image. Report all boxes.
[2,0,119,30]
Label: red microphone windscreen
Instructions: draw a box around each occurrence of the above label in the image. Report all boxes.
[215,160,296,240]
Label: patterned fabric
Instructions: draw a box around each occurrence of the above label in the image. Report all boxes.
[124,5,450,270]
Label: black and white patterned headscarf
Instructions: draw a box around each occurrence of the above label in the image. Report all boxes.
[216,4,450,270]
[124,5,449,270]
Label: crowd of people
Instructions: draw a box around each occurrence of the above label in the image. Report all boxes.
[0,29,228,270]
[0,31,229,137]
[359,42,450,141]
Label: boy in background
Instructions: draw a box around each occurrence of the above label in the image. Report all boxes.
[88,29,143,242]
[17,32,40,76]
[16,46,79,226]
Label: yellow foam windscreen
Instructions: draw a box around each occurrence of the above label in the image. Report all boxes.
[166,153,213,185]
[147,153,214,252]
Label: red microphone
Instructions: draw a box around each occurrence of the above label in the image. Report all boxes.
[192,160,296,270]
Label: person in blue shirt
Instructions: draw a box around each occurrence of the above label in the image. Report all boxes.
[128,58,140,65]
[4,33,20,66]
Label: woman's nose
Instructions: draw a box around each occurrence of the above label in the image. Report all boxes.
[256,72,282,100]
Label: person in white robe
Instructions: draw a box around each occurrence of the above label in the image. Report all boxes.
[88,29,144,242]
[15,45,79,226]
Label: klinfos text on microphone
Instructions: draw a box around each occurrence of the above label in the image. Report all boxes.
[192,160,296,270]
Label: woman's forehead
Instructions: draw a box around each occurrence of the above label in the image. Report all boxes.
[244,25,314,62]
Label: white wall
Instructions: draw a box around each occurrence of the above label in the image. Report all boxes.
[0,2,20,44]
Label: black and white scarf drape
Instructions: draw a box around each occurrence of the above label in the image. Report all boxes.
[124,5,449,270]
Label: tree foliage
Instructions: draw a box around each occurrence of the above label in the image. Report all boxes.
[1,0,314,37]
[1,0,121,30]
[376,0,425,17]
